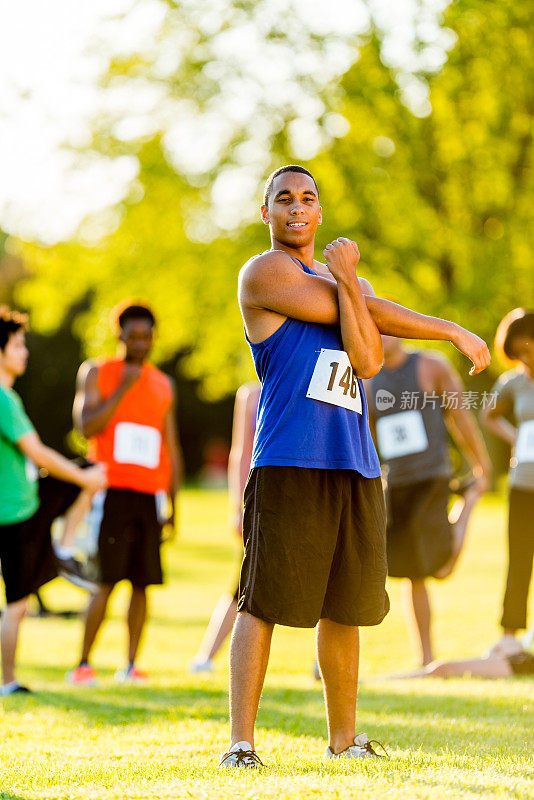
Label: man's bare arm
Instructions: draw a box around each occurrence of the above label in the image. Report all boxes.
[18,432,106,492]
[228,384,259,533]
[161,386,184,537]
[481,395,517,446]
[239,251,490,374]
[73,362,141,438]
[433,358,492,492]
[323,238,383,377]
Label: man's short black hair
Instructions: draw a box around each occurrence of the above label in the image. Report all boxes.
[263,165,319,206]
[112,301,156,331]
[0,306,28,351]
[495,308,534,361]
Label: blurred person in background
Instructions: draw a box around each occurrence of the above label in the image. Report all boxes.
[482,309,534,658]
[394,628,534,679]
[0,307,106,695]
[366,336,491,666]
[190,382,260,674]
[66,301,183,686]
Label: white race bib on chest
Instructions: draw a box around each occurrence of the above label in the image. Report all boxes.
[515,420,534,464]
[376,410,429,460]
[306,349,362,414]
[113,422,161,469]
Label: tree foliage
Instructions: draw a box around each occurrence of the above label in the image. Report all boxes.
[16,0,534,396]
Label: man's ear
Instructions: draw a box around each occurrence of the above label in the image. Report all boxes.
[318,206,322,225]
[260,204,270,225]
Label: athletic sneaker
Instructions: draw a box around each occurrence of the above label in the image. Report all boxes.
[485,635,523,659]
[66,664,98,686]
[115,665,149,684]
[56,555,98,593]
[325,733,388,760]
[0,682,32,696]
[219,741,264,769]
[189,656,214,674]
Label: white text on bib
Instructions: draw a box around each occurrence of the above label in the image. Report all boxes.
[113,422,161,469]
[306,349,362,414]
[376,410,429,460]
[515,420,534,464]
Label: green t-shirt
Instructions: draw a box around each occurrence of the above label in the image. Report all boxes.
[0,383,39,525]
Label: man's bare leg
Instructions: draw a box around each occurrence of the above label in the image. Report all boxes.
[57,490,94,552]
[194,594,238,663]
[228,611,274,749]
[127,586,147,664]
[434,485,480,579]
[317,618,359,754]
[402,579,433,665]
[80,584,114,663]
[1,597,28,685]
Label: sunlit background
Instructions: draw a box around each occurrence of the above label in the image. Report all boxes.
[0,0,531,476]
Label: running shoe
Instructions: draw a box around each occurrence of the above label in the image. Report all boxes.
[189,656,214,674]
[219,741,263,769]
[325,733,389,760]
[0,683,32,696]
[66,664,98,686]
[56,556,98,594]
[485,634,523,659]
[115,665,149,684]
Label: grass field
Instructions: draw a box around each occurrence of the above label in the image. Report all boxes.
[1,489,533,800]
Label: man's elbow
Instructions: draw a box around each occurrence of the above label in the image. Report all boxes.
[352,356,383,379]
[358,364,382,379]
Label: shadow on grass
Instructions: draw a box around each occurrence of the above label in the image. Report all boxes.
[4,680,532,756]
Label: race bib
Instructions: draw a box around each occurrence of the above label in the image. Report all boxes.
[515,421,534,464]
[376,410,429,460]
[25,458,38,482]
[306,349,362,414]
[113,422,161,469]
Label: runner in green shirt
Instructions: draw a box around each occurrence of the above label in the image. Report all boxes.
[0,307,106,696]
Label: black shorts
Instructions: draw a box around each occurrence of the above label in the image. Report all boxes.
[237,467,389,628]
[0,476,81,604]
[386,478,453,580]
[93,488,163,587]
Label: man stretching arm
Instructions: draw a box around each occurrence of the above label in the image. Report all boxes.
[220,165,490,768]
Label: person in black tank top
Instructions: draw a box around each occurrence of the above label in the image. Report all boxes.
[366,335,492,667]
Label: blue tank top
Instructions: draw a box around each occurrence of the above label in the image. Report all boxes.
[248,260,380,476]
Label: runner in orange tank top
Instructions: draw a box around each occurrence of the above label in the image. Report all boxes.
[67,302,183,687]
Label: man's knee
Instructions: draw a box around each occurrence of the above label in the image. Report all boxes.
[5,597,29,623]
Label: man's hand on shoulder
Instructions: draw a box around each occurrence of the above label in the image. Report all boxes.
[323,237,360,285]
[120,362,142,390]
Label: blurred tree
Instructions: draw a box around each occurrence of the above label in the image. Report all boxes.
[13,0,534,401]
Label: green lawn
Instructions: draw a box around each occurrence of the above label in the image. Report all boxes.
[1,489,532,799]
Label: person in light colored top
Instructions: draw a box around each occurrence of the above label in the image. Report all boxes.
[190,382,260,674]
[482,308,534,657]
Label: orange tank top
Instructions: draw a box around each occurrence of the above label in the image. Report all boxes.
[89,359,173,494]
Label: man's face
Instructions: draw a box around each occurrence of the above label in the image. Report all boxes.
[511,336,534,374]
[119,319,154,363]
[261,172,321,247]
[0,329,29,377]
